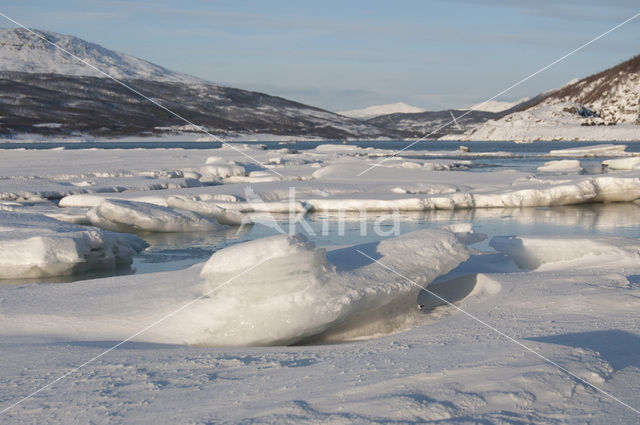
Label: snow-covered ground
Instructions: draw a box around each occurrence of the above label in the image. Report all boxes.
[2,141,640,423]
[446,61,640,142]
[442,100,640,142]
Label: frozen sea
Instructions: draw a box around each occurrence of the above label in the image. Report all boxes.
[2,139,640,423]
[3,139,639,282]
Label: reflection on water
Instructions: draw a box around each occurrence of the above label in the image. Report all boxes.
[131,225,252,274]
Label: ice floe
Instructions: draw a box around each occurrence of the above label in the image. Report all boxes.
[87,199,224,233]
[0,212,147,279]
[201,156,246,178]
[53,174,640,227]
[490,235,640,270]
[165,196,246,225]
[602,157,640,171]
[194,229,469,345]
[546,144,632,158]
[0,229,469,346]
[536,160,583,173]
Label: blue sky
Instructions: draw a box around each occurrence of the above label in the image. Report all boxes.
[1,0,639,111]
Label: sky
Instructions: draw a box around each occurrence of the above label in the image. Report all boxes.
[1,0,639,112]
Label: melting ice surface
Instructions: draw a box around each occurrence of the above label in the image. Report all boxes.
[2,140,640,346]
[128,203,640,277]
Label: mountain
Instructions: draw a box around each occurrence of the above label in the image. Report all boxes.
[0,28,397,139]
[0,28,201,84]
[338,102,423,119]
[447,55,640,141]
[469,98,530,113]
[364,109,506,138]
[359,99,534,138]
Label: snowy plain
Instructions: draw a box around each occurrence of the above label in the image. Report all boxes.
[1,140,640,423]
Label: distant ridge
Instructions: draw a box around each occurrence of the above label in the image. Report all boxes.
[470,98,530,113]
[339,102,424,120]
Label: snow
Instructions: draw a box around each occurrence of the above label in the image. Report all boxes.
[194,230,467,346]
[0,28,203,84]
[0,212,146,279]
[2,230,640,423]
[446,61,640,142]
[442,100,640,142]
[338,102,424,119]
[3,143,640,423]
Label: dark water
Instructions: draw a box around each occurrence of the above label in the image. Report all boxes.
[2,139,640,153]
[2,138,636,175]
[3,139,637,174]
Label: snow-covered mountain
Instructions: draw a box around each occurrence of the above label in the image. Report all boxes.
[447,55,640,141]
[338,102,423,119]
[0,28,399,139]
[0,28,202,84]
[469,98,529,113]
[365,109,503,138]
[348,101,534,138]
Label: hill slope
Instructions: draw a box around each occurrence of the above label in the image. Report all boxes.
[0,28,397,139]
[365,109,505,138]
[0,28,201,84]
[338,102,423,119]
[448,55,640,141]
